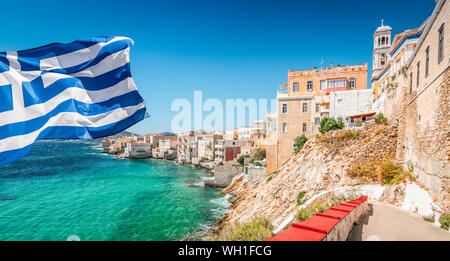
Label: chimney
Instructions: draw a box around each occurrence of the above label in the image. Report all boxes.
[330,62,333,68]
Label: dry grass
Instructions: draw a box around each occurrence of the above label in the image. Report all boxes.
[316,129,364,145]
[347,163,378,182]
[347,160,415,185]
[217,217,273,241]
[380,160,415,184]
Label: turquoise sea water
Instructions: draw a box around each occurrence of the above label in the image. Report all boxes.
[0,141,227,241]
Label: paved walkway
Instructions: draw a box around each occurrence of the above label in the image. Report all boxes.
[348,203,450,241]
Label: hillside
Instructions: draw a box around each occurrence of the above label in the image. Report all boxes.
[216,121,415,234]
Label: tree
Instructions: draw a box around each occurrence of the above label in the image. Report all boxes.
[254,148,266,160]
[374,113,389,125]
[318,117,344,133]
[237,155,245,166]
[293,135,308,153]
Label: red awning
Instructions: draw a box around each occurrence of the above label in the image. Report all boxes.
[349,112,376,119]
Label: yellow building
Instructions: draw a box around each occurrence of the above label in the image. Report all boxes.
[266,63,368,173]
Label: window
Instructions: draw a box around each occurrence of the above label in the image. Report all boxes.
[349,78,356,88]
[416,62,420,87]
[292,142,297,148]
[282,123,288,132]
[409,72,413,94]
[320,80,326,90]
[293,82,299,92]
[425,46,430,78]
[302,102,308,113]
[337,98,343,103]
[315,103,320,113]
[327,79,346,88]
[282,103,287,114]
[314,117,320,125]
[307,81,313,91]
[302,123,307,133]
[438,23,444,64]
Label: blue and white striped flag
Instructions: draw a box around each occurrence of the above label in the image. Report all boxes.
[0,36,147,165]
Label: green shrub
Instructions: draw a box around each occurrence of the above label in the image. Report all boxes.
[237,155,245,166]
[374,113,389,125]
[318,117,344,133]
[407,160,414,172]
[423,215,435,223]
[337,120,345,129]
[295,208,315,222]
[315,202,330,213]
[297,191,307,205]
[266,176,272,182]
[295,200,331,221]
[293,135,308,153]
[439,213,450,230]
[217,218,273,241]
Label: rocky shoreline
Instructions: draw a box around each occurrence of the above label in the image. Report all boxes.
[208,122,445,239]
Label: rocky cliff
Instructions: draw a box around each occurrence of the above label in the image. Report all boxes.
[216,122,427,233]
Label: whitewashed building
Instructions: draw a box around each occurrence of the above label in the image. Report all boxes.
[328,89,374,121]
[126,143,152,158]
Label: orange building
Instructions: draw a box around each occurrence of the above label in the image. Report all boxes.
[266,63,368,173]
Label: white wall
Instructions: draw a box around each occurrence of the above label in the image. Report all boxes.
[329,89,374,119]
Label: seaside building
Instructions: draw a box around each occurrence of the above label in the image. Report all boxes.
[118,136,137,153]
[197,134,223,160]
[146,134,174,148]
[266,63,369,173]
[214,139,249,162]
[159,138,177,153]
[176,132,197,164]
[126,143,152,158]
[251,120,268,149]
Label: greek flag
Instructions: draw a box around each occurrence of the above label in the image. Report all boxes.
[0,36,147,165]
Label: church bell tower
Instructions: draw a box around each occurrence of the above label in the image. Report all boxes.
[372,19,392,75]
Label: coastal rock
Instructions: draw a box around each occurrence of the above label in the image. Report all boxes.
[217,124,404,233]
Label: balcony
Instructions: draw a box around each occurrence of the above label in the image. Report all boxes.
[277,90,289,98]
[320,107,330,114]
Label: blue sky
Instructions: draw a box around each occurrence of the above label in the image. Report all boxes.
[1,0,435,134]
